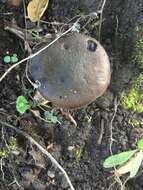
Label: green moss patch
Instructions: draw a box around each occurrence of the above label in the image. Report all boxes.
[133,26,143,69]
[122,74,143,113]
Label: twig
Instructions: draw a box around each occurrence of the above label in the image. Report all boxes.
[115,15,119,36]
[0,120,75,190]
[60,109,77,127]
[97,118,104,145]
[107,181,116,190]
[22,0,28,43]
[109,97,125,189]
[0,20,80,83]
[98,0,107,41]
[121,177,130,190]
[8,170,21,188]
[109,97,119,153]
[8,178,21,187]
[0,158,4,180]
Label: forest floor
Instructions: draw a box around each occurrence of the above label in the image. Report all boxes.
[0,0,143,190]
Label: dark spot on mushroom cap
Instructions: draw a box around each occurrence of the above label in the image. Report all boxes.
[30,33,111,109]
[87,40,97,52]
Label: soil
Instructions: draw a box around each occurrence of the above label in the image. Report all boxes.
[0,0,143,190]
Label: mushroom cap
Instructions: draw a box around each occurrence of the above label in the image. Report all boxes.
[30,33,111,109]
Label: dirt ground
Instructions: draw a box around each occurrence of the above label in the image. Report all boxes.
[0,0,143,190]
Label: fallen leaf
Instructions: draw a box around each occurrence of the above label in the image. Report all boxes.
[115,151,143,177]
[130,150,143,178]
[27,0,49,22]
[8,0,22,6]
[115,157,133,177]
[103,150,137,168]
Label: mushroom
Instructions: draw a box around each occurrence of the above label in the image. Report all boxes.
[30,33,111,109]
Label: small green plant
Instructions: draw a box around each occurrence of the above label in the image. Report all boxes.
[3,53,18,64]
[103,138,143,178]
[0,150,9,158]
[74,147,83,162]
[0,137,17,159]
[128,118,143,126]
[122,74,143,113]
[133,26,143,69]
[16,96,30,114]
[16,95,60,124]
[71,23,81,33]
[44,110,60,124]
[8,136,17,150]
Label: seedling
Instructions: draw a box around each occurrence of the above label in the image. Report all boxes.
[3,53,18,64]
[74,147,83,162]
[71,23,81,33]
[3,55,11,64]
[11,54,18,63]
[44,110,60,124]
[0,137,17,159]
[16,94,60,124]
[103,138,143,178]
[16,96,30,114]
[122,74,143,113]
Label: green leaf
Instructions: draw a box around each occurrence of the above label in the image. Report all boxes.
[130,151,143,178]
[44,110,58,124]
[137,139,143,150]
[103,150,137,168]
[11,54,18,63]
[3,55,11,64]
[16,96,30,114]
[51,116,58,123]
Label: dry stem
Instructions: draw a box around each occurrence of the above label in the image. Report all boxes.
[0,120,75,190]
[0,20,80,83]
[108,97,128,190]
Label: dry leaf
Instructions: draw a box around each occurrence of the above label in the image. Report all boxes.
[30,109,41,117]
[27,0,49,22]
[115,151,143,177]
[115,157,133,177]
[8,0,22,6]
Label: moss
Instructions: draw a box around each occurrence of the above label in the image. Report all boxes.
[133,26,143,69]
[0,137,17,159]
[8,137,17,150]
[122,74,143,113]
[128,118,143,126]
[74,147,83,162]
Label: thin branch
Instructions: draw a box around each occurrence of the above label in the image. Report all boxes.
[0,158,4,180]
[0,20,80,83]
[0,120,75,190]
[109,97,125,189]
[109,97,118,153]
[98,0,107,41]
[97,118,104,145]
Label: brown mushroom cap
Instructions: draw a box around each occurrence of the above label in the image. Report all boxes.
[30,33,111,109]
